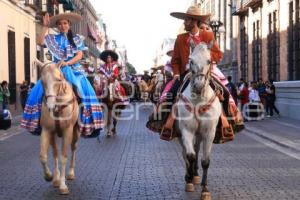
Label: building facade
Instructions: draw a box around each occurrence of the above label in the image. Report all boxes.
[198,0,239,82]
[232,0,300,82]
[0,0,37,113]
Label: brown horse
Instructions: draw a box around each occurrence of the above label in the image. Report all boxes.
[138,78,156,105]
[36,60,79,195]
[95,75,122,137]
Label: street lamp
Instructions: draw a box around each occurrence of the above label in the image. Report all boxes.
[209,20,224,39]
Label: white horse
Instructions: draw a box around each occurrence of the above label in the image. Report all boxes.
[175,43,222,200]
[36,60,80,195]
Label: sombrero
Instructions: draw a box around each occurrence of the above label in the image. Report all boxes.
[99,50,119,62]
[170,6,210,22]
[151,65,164,70]
[49,12,82,27]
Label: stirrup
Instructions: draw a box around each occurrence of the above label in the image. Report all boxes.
[160,126,173,141]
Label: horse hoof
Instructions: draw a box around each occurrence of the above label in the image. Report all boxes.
[53,180,60,188]
[67,174,75,180]
[193,176,201,185]
[185,183,195,192]
[201,192,211,200]
[44,174,53,182]
[59,187,69,195]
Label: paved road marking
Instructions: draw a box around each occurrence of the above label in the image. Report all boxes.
[0,127,24,141]
[244,130,300,160]
[245,126,300,150]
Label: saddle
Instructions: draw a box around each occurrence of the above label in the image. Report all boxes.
[147,78,244,143]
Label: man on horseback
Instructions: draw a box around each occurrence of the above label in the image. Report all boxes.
[147,6,244,142]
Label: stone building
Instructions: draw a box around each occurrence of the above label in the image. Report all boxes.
[0,0,37,114]
[198,0,239,82]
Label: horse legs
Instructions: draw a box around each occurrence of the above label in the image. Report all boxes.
[112,110,120,135]
[40,130,53,182]
[192,137,201,185]
[200,134,214,200]
[50,134,60,187]
[180,130,196,192]
[107,109,112,137]
[67,127,80,180]
[59,127,72,195]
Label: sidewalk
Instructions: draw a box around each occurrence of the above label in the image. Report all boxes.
[244,116,300,152]
[0,114,23,140]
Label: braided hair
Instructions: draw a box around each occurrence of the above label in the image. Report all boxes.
[67,29,76,48]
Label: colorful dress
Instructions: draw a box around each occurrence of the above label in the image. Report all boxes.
[98,62,128,104]
[21,33,103,135]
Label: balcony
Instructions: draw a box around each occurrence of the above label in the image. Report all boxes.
[232,0,262,16]
[243,0,262,9]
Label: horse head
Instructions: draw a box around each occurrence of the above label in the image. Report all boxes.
[189,43,211,95]
[36,60,66,110]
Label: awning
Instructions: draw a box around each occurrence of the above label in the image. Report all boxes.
[87,24,98,42]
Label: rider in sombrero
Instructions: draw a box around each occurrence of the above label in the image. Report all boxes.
[21,12,104,136]
[146,6,244,142]
[98,50,128,107]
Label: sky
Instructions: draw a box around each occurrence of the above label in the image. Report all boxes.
[90,0,190,73]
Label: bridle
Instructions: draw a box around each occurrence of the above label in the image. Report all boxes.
[177,60,217,117]
[41,64,75,113]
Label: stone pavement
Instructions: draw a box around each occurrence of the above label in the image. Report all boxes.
[0,103,300,200]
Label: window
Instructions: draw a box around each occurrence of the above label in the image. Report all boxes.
[252,20,262,81]
[288,0,300,80]
[8,30,16,104]
[240,17,248,81]
[267,11,280,81]
[24,37,31,83]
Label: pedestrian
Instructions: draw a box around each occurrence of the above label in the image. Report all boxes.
[21,12,103,135]
[0,82,3,113]
[265,80,280,117]
[248,81,262,119]
[1,81,10,110]
[226,75,238,105]
[20,80,29,110]
[239,82,249,113]
[257,78,267,108]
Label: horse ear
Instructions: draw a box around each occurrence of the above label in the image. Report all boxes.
[35,59,45,69]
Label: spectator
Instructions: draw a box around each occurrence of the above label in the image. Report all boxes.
[20,80,29,110]
[238,78,245,91]
[257,78,267,108]
[28,82,35,95]
[1,81,10,110]
[265,80,280,117]
[239,82,249,112]
[226,75,238,105]
[0,82,3,113]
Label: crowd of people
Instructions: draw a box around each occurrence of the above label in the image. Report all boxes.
[226,77,280,120]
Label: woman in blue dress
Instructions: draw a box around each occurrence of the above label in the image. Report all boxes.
[21,12,103,135]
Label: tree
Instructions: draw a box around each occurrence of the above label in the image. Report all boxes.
[126,62,137,75]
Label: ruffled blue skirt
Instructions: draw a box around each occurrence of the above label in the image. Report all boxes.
[21,65,103,135]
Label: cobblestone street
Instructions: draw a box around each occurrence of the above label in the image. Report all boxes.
[0,103,300,200]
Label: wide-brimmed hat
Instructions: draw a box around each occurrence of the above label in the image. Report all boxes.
[170,6,210,22]
[49,12,82,27]
[151,65,164,70]
[99,50,119,62]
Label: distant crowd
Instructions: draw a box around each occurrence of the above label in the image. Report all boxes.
[226,76,280,119]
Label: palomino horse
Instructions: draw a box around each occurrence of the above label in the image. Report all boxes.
[174,43,222,200]
[36,60,80,195]
[96,77,122,137]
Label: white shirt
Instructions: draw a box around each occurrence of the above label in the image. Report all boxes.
[249,89,260,102]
